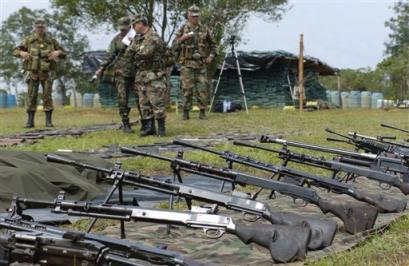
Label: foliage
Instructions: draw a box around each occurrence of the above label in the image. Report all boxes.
[385,0,409,57]
[0,7,90,100]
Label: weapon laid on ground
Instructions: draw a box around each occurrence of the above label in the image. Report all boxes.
[325,128,409,160]
[347,132,409,149]
[0,230,144,266]
[174,140,406,213]
[259,136,409,181]
[233,140,409,196]
[14,195,311,263]
[46,154,337,250]
[381,123,409,142]
[121,147,379,234]
[0,217,199,266]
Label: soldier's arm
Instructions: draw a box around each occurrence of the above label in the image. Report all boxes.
[206,28,217,58]
[138,37,160,58]
[12,38,29,58]
[99,39,117,70]
[52,38,67,59]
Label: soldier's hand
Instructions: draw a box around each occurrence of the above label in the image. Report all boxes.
[180,33,193,42]
[48,50,62,61]
[20,51,32,60]
[95,67,104,77]
[205,56,214,64]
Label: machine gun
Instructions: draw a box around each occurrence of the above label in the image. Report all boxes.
[120,147,379,234]
[13,195,311,263]
[325,128,409,160]
[259,136,409,181]
[232,140,409,196]
[0,216,200,266]
[173,140,406,213]
[347,131,409,149]
[0,230,144,266]
[46,154,337,250]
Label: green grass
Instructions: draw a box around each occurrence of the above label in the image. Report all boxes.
[1,107,409,265]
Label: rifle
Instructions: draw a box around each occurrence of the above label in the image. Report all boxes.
[381,123,409,142]
[46,154,337,251]
[0,216,199,266]
[0,230,144,266]
[325,128,409,160]
[121,147,379,234]
[174,140,406,213]
[347,131,409,149]
[233,140,409,196]
[13,195,311,263]
[260,136,409,181]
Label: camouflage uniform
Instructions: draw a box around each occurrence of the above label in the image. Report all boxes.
[174,5,216,119]
[13,20,65,128]
[125,18,168,137]
[99,16,138,133]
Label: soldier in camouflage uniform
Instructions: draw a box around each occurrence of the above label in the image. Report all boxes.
[95,16,139,133]
[13,20,66,128]
[125,15,168,137]
[174,5,216,120]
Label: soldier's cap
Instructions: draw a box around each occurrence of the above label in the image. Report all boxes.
[118,16,131,30]
[34,19,46,28]
[188,5,200,16]
[131,14,148,25]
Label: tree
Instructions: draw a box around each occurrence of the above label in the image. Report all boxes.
[385,0,409,57]
[0,7,90,103]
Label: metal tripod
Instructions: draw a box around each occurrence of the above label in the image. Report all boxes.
[208,36,249,114]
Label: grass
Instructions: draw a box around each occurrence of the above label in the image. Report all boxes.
[1,107,409,265]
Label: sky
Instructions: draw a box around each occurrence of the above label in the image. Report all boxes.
[0,0,398,70]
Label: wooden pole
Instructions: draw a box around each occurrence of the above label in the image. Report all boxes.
[298,34,304,112]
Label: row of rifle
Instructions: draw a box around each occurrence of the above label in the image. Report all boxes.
[1,123,408,264]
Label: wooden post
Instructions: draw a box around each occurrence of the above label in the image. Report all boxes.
[298,34,304,112]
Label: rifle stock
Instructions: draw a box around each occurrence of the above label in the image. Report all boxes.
[121,147,379,234]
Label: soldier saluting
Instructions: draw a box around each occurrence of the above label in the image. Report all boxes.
[13,19,66,128]
[174,5,216,120]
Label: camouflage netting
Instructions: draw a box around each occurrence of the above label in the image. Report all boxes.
[82,50,337,108]
[0,151,111,209]
[101,171,408,265]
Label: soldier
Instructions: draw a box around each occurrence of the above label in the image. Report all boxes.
[95,16,138,133]
[13,19,66,128]
[125,15,168,137]
[174,5,216,120]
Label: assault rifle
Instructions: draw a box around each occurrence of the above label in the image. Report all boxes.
[325,128,409,160]
[46,154,337,250]
[0,231,144,266]
[259,136,409,181]
[233,140,409,196]
[174,140,406,213]
[121,147,379,234]
[13,195,311,263]
[0,217,199,266]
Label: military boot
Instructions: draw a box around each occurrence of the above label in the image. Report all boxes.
[157,118,166,137]
[182,110,189,120]
[45,111,54,127]
[199,109,207,120]
[140,119,156,137]
[121,117,133,134]
[24,111,35,128]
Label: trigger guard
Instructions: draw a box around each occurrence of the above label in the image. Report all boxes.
[203,228,225,239]
[243,213,261,222]
[293,198,308,207]
[379,182,392,190]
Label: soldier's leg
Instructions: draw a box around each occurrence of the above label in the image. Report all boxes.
[180,66,194,120]
[41,79,54,127]
[25,79,39,128]
[148,77,167,137]
[196,68,209,119]
[137,80,155,137]
[116,77,132,133]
